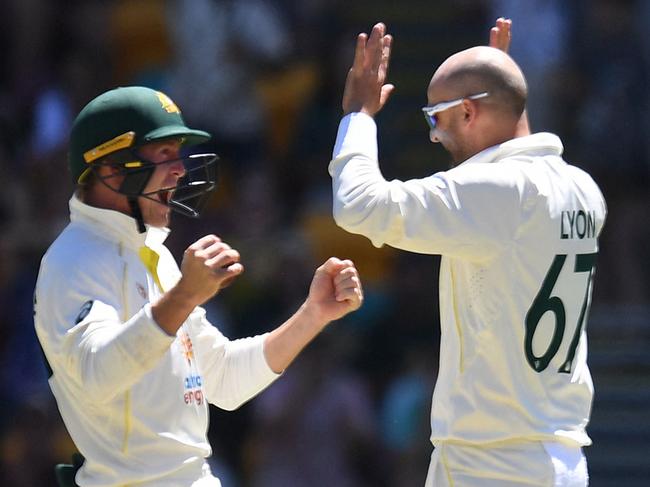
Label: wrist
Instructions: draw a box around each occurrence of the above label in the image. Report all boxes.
[299,300,330,332]
[151,281,198,335]
[168,283,199,310]
[343,107,376,118]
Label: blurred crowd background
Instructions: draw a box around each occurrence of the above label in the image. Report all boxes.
[1,0,649,486]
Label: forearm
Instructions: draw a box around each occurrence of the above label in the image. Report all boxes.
[151,283,199,335]
[329,112,399,245]
[263,258,362,372]
[330,112,383,230]
[263,303,329,373]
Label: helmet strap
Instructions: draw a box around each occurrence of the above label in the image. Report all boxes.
[128,197,147,234]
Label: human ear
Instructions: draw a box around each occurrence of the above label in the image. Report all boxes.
[462,99,477,124]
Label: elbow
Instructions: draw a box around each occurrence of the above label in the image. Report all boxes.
[332,206,353,232]
[332,179,393,236]
[332,201,387,249]
[332,201,368,235]
[75,353,129,404]
[79,376,120,404]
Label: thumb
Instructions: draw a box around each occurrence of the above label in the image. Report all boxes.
[380,84,395,106]
[318,257,346,276]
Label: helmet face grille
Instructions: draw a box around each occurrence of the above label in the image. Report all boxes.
[93,152,219,219]
[168,154,219,218]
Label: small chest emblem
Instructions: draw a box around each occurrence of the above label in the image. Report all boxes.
[75,300,94,324]
[179,331,194,366]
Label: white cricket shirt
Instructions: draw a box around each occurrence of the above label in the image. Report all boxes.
[34,196,280,486]
[330,113,606,447]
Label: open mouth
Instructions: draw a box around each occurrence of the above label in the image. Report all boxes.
[157,189,174,205]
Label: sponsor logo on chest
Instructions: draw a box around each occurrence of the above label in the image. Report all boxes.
[178,331,204,406]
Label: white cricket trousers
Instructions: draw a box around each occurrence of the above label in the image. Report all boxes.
[128,461,222,486]
[190,462,222,487]
[424,440,588,487]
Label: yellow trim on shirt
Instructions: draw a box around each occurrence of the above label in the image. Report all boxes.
[441,444,455,487]
[122,391,131,454]
[139,246,164,292]
[120,249,132,455]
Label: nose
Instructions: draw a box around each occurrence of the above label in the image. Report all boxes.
[429,130,440,143]
[169,159,186,179]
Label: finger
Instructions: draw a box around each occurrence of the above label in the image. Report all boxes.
[489,27,499,48]
[368,22,386,72]
[205,248,241,269]
[197,241,232,259]
[498,18,512,42]
[333,265,359,286]
[497,17,512,31]
[380,83,395,106]
[213,262,245,289]
[334,267,363,295]
[336,283,363,304]
[493,28,510,52]
[318,257,346,275]
[188,234,221,251]
[213,261,244,276]
[378,34,393,81]
[489,17,512,53]
[220,262,244,278]
[352,32,368,71]
[335,277,363,300]
[335,285,364,307]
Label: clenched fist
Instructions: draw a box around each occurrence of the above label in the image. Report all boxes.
[262,257,364,373]
[152,234,244,335]
[305,257,364,326]
[177,234,244,307]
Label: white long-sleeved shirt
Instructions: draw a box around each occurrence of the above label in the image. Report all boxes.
[330,113,606,447]
[34,196,280,486]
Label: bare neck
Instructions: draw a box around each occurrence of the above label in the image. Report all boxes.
[514,109,532,137]
[486,111,531,148]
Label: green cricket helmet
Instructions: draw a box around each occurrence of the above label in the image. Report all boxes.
[68,86,218,231]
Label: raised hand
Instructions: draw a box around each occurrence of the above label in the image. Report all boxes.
[489,17,512,53]
[342,22,394,116]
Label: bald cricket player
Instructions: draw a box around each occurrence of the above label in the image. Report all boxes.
[328,20,606,487]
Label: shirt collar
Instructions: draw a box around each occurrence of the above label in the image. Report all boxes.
[69,194,170,250]
[459,132,564,167]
